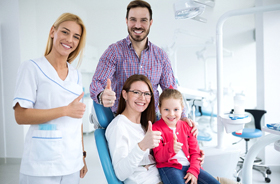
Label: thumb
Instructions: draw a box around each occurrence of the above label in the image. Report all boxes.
[75,92,84,102]
[105,78,112,90]
[173,133,177,142]
[147,121,153,132]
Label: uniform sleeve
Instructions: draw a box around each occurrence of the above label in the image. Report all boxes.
[152,124,176,163]
[13,60,37,109]
[89,45,117,103]
[105,118,146,181]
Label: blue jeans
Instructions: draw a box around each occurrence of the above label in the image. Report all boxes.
[158,166,220,184]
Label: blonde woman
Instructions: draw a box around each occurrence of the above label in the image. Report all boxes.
[13,13,87,184]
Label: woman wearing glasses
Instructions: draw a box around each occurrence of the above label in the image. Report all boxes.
[105,74,162,184]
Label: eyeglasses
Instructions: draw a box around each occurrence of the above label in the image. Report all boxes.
[128,90,152,99]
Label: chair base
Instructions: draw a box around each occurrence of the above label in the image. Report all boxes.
[234,157,272,183]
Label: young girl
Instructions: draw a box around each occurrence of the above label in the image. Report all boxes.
[152,88,220,184]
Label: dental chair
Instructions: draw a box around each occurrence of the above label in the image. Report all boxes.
[232,109,271,183]
[91,101,123,184]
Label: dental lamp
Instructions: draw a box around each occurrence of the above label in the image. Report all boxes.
[173,0,207,22]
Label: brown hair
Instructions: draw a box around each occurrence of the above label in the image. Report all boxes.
[116,74,156,132]
[44,13,87,66]
[126,0,153,20]
[159,88,184,108]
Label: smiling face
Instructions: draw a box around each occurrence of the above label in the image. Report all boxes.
[126,7,153,43]
[122,81,151,115]
[50,21,82,57]
[159,98,183,128]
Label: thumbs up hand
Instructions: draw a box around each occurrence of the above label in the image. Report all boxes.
[173,133,183,154]
[101,79,116,107]
[138,121,162,151]
[66,92,86,118]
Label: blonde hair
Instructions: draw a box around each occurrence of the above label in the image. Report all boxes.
[159,88,184,108]
[44,13,87,65]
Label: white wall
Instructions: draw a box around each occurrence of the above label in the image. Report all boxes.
[0,22,5,160]
[262,0,280,165]
[0,0,25,159]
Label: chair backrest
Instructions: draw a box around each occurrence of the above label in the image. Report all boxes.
[245,109,267,130]
[230,109,267,130]
[93,102,123,184]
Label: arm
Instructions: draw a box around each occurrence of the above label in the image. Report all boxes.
[106,120,161,181]
[90,46,117,104]
[153,136,176,163]
[152,125,176,163]
[80,124,88,178]
[14,93,85,125]
[105,121,146,181]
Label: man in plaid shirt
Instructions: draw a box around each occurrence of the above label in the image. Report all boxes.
[90,0,197,134]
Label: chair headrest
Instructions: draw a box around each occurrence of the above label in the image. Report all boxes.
[93,101,115,129]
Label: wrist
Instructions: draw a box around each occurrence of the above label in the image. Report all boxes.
[98,91,104,105]
[138,142,146,151]
[62,106,68,117]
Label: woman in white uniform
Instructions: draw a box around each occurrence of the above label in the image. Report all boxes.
[13,13,87,184]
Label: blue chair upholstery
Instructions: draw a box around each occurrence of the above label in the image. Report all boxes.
[232,109,271,183]
[93,102,123,184]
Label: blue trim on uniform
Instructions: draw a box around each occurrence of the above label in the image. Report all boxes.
[30,60,79,96]
[77,70,79,84]
[13,97,35,104]
[32,136,62,139]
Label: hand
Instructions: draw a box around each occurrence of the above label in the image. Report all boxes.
[184,172,197,184]
[138,121,161,151]
[197,149,205,166]
[101,79,116,107]
[80,157,88,178]
[66,92,86,118]
[182,117,198,138]
[173,133,183,154]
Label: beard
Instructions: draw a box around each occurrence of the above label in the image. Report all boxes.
[128,27,150,42]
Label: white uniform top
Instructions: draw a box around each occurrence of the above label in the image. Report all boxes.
[13,57,84,176]
[105,114,161,184]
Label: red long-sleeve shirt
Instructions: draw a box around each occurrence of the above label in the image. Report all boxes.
[152,118,201,178]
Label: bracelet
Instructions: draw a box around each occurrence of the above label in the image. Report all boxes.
[98,91,104,105]
[83,151,87,158]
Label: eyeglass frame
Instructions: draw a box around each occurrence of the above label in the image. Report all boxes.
[128,90,152,98]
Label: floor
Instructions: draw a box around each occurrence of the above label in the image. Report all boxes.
[0,129,279,184]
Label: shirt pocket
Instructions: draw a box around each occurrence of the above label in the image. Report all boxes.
[30,130,62,161]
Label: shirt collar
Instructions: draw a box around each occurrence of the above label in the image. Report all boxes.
[125,35,151,51]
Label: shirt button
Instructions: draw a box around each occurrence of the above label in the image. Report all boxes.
[187,156,190,158]
[176,132,179,135]
[140,65,143,68]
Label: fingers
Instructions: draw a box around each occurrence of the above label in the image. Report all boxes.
[182,117,193,127]
[76,92,84,102]
[191,126,198,138]
[173,133,177,142]
[148,121,153,132]
[106,78,112,90]
[102,79,116,107]
[197,149,205,166]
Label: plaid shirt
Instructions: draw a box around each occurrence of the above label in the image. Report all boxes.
[90,36,185,117]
